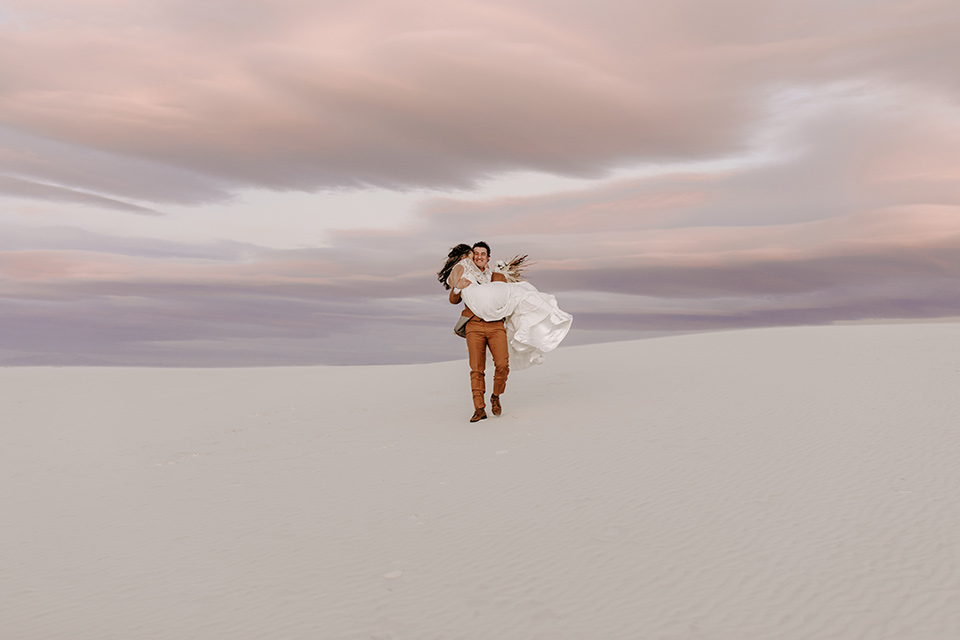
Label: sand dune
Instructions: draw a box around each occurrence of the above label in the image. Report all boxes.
[2,323,959,639]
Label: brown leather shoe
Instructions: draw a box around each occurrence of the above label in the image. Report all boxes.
[470,408,487,423]
[490,395,501,416]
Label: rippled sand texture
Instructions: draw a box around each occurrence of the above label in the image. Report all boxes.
[3,323,959,639]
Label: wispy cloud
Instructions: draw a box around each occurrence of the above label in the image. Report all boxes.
[0,175,162,214]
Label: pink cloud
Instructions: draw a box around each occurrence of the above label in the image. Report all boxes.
[4,0,958,202]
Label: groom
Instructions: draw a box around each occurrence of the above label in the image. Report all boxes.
[449,241,509,422]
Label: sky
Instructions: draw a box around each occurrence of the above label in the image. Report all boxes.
[2,0,959,365]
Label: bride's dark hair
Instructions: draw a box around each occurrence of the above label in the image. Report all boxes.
[437,243,473,290]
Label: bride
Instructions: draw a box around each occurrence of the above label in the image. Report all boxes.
[438,243,573,369]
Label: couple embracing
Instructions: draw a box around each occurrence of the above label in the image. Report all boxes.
[438,241,573,422]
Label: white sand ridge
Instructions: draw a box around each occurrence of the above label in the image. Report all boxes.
[2,322,959,639]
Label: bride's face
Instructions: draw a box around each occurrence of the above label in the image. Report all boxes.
[472,247,489,270]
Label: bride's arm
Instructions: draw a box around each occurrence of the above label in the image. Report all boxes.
[448,264,468,304]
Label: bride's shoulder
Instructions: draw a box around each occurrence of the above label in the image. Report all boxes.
[447,259,474,286]
[452,258,472,277]
[457,258,480,276]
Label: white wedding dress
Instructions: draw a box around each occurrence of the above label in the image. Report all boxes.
[451,258,573,370]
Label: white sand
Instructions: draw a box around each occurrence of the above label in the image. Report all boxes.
[2,323,959,639]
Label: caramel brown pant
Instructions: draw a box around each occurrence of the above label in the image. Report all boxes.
[464,317,509,410]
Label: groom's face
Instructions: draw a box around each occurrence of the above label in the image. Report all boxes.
[472,247,489,270]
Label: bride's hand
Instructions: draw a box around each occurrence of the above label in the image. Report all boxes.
[457,278,472,289]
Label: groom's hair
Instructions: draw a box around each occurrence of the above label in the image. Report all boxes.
[472,241,491,255]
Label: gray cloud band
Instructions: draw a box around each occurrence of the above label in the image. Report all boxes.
[2,233,958,365]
